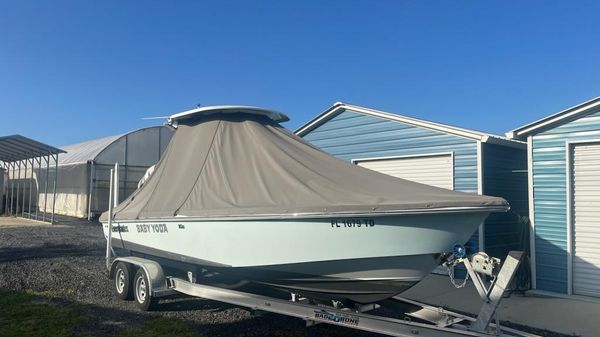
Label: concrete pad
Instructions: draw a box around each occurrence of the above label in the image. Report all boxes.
[403,274,600,336]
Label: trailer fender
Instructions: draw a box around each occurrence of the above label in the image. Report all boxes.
[109,257,168,296]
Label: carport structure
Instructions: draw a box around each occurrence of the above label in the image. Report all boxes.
[0,135,65,223]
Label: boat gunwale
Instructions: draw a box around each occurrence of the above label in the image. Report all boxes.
[103,205,508,223]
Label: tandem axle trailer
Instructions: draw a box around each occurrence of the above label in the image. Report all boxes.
[104,165,538,337]
[106,248,536,337]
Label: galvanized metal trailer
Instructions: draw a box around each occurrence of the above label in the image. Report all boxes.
[104,166,538,337]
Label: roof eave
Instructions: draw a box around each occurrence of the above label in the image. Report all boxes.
[294,102,344,136]
[296,102,524,149]
[0,135,65,163]
[481,135,526,149]
[507,96,600,140]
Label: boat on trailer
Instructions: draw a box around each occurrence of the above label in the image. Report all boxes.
[101,105,509,304]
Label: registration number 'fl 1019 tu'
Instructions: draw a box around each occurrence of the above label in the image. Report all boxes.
[330,219,375,228]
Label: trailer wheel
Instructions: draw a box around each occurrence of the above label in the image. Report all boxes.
[133,268,158,311]
[114,262,133,300]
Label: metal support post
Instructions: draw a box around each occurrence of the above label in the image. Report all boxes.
[113,163,119,207]
[0,162,3,214]
[43,155,49,222]
[1,163,4,214]
[106,168,114,270]
[123,164,128,204]
[35,157,41,220]
[16,161,21,215]
[51,154,58,224]
[21,160,27,217]
[5,163,9,214]
[471,251,524,333]
[87,161,95,221]
[28,158,34,218]
[10,162,15,215]
[8,163,14,214]
[123,136,128,205]
[3,163,8,214]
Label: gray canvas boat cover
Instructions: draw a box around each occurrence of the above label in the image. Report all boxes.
[105,109,508,221]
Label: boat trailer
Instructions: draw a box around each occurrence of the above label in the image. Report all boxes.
[167,251,534,337]
[107,247,535,337]
[105,166,538,337]
[106,243,535,336]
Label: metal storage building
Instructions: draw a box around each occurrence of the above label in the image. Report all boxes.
[297,102,529,260]
[508,96,600,298]
[1,134,65,222]
[44,126,173,219]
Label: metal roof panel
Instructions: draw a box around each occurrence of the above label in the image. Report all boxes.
[0,135,65,163]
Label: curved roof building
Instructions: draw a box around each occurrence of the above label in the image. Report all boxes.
[43,126,173,219]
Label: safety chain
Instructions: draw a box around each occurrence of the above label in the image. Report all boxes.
[445,259,470,288]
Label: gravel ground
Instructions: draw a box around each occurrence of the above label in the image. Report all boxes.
[0,216,567,337]
[0,216,381,337]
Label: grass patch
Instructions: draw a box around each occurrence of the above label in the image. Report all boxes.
[115,316,198,337]
[0,289,87,337]
[0,288,199,337]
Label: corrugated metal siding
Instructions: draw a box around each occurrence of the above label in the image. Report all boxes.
[532,108,600,293]
[482,143,528,259]
[302,109,480,252]
[571,142,600,297]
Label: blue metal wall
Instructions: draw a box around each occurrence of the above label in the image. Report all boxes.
[482,143,528,259]
[532,109,600,293]
[302,109,481,252]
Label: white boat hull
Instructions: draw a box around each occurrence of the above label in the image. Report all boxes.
[103,211,488,302]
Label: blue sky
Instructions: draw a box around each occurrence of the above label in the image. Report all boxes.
[1,1,600,146]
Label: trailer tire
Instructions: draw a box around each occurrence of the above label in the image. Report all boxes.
[114,262,133,300]
[133,268,158,311]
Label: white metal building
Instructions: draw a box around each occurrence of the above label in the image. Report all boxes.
[44,126,173,219]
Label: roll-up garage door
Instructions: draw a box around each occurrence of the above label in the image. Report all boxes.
[356,153,454,275]
[571,143,600,297]
[354,153,454,190]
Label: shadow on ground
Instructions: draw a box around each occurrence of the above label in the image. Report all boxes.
[0,288,379,337]
[0,244,103,262]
